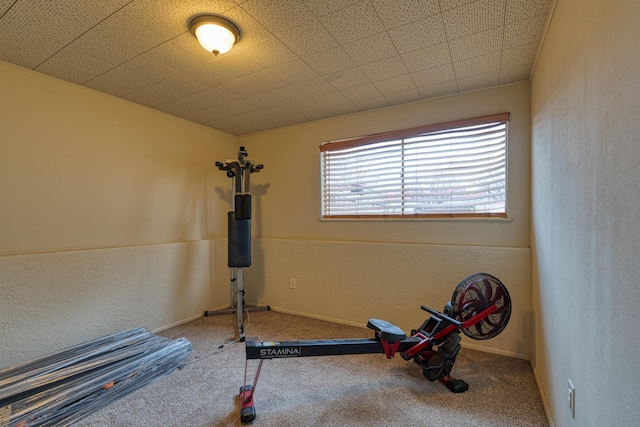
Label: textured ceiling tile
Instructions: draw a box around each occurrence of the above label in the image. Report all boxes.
[448,26,503,62]
[269,99,324,117]
[222,5,272,47]
[342,31,398,66]
[310,91,351,108]
[371,0,441,30]
[144,42,207,74]
[0,0,553,135]
[216,110,271,134]
[439,0,476,11]
[501,41,538,69]
[319,1,383,44]
[304,46,356,76]
[34,59,94,85]
[209,51,264,78]
[153,101,192,117]
[275,18,339,57]
[303,108,337,122]
[28,0,126,25]
[442,0,506,40]
[411,63,456,87]
[174,0,238,16]
[180,61,236,88]
[0,1,86,68]
[35,47,113,83]
[240,37,298,69]
[324,67,371,89]
[290,77,336,98]
[123,75,207,107]
[360,56,409,82]
[252,114,306,132]
[248,86,306,109]
[417,79,458,98]
[106,0,189,41]
[220,70,286,99]
[95,11,174,55]
[341,83,383,102]
[457,71,501,92]
[217,98,260,116]
[352,96,389,110]
[384,88,423,105]
[269,59,320,84]
[167,32,220,62]
[121,53,179,83]
[0,0,16,16]
[454,51,501,79]
[83,66,155,97]
[303,0,359,17]
[161,74,210,95]
[373,74,418,95]
[240,0,314,32]
[503,14,547,49]
[184,104,236,124]
[325,102,359,117]
[387,14,447,54]
[500,64,531,83]
[401,42,451,72]
[123,83,179,107]
[505,0,552,23]
[67,27,139,66]
[242,92,284,111]
[156,87,237,113]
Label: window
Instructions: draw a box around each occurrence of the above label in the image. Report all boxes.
[320,113,509,219]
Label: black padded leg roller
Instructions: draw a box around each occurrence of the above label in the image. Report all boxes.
[242,194,252,220]
[228,211,251,267]
[234,194,244,220]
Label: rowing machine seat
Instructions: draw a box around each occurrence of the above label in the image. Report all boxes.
[367,319,406,341]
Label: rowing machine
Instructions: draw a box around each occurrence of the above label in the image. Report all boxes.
[238,273,511,423]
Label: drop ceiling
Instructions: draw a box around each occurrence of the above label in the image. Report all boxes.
[0,0,553,136]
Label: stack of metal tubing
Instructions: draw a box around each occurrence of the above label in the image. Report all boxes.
[0,327,192,426]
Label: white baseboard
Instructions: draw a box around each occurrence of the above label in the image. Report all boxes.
[530,357,555,427]
[151,312,206,334]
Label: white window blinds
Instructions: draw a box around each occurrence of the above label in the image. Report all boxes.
[320,113,510,219]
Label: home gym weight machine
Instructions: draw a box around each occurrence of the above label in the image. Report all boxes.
[204,147,269,341]
[238,273,512,423]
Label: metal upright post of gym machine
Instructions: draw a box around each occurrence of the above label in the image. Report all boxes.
[205,147,269,341]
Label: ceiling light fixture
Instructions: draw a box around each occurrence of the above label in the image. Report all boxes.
[189,15,241,56]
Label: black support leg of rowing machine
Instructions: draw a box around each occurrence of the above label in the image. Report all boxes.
[440,375,469,393]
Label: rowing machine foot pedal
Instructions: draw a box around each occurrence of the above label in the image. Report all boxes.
[239,385,256,423]
[442,377,468,393]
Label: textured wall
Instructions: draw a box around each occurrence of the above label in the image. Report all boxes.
[0,241,218,368]
[531,1,640,425]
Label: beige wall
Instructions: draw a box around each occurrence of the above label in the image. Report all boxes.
[239,83,532,358]
[531,1,640,426]
[0,61,235,368]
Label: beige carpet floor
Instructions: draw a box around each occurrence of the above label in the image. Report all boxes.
[75,311,548,426]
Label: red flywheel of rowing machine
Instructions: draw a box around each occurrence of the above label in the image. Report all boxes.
[451,273,512,340]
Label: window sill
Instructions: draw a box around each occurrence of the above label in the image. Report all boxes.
[319,216,513,223]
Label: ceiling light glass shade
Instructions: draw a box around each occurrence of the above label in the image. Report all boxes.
[189,15,240,56]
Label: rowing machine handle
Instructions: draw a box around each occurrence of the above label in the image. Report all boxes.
[421,305,462,327]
